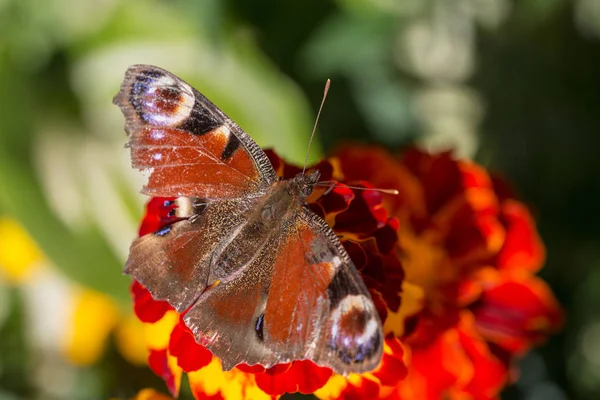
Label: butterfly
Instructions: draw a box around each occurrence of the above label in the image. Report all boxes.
[113,65,383,375]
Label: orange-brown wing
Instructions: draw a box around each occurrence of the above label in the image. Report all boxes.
[264,207,384,374]
[182,207,383,374]
[125,198,252,312]
[114,65,276,199]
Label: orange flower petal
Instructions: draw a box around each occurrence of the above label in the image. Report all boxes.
[457,313,507,399]
[398,327,473,400]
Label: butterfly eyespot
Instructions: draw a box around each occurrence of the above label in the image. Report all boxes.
[329,295,382,365]
[130,72,195,127]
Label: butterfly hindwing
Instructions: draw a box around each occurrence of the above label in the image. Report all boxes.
[126,197,255,312]
[113,65,277,199]
[182,206,383,373]
[265,207,383,373]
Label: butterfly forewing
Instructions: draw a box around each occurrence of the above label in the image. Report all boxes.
[113,65,276,199]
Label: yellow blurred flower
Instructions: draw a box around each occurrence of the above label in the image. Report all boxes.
[0,217,146,368]
[0,217,44,283]
[115,314,150,365]
[64,288,149,366]
[63,289,120,365]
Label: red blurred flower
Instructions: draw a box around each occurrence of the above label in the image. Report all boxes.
[335,145,563,400]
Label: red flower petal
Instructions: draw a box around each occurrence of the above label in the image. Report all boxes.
[372,336,407,386]
[342,241,368,270]
[372,217,400,254]
[335,185,388,236]
[264,363,292,376]
[319,185,355,216]
[148,349,179,397]
[139,197,180,236]
[496,200,545,273]
[470,272,563,354]
[168,319,213,372]
[235,364,266,374]
[400,149,463,217]
[337,377,383,400]
[131,281,172,323]
[458,315,507,399]
[255,360,332,395]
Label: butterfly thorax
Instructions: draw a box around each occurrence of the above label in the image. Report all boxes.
[286,170,321,199]
[212,170,321,274]
[259,169,321,219]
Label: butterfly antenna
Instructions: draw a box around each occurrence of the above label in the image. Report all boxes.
[302,79,331,175]
[315,181,399,195]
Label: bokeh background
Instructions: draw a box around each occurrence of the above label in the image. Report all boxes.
[0,0,598,399]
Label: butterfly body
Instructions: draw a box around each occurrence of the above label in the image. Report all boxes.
[114,65,383,374]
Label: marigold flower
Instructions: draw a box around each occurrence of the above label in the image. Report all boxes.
[131,149,407,399]
[130,145,562,400]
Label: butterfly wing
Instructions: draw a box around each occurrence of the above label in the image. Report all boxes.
[116,65,382,374]
[113,65,277,199]
[182,206,383,374]
[125,197,255,312]
[265,207,384,373]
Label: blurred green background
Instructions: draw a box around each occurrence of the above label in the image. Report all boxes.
[0,0,599,399]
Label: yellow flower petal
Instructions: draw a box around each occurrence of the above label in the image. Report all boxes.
[167,351,183,396]
[383,281,425,337]
[314,374,349,399]
[188,358,271,400]
[144,310,179,350]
